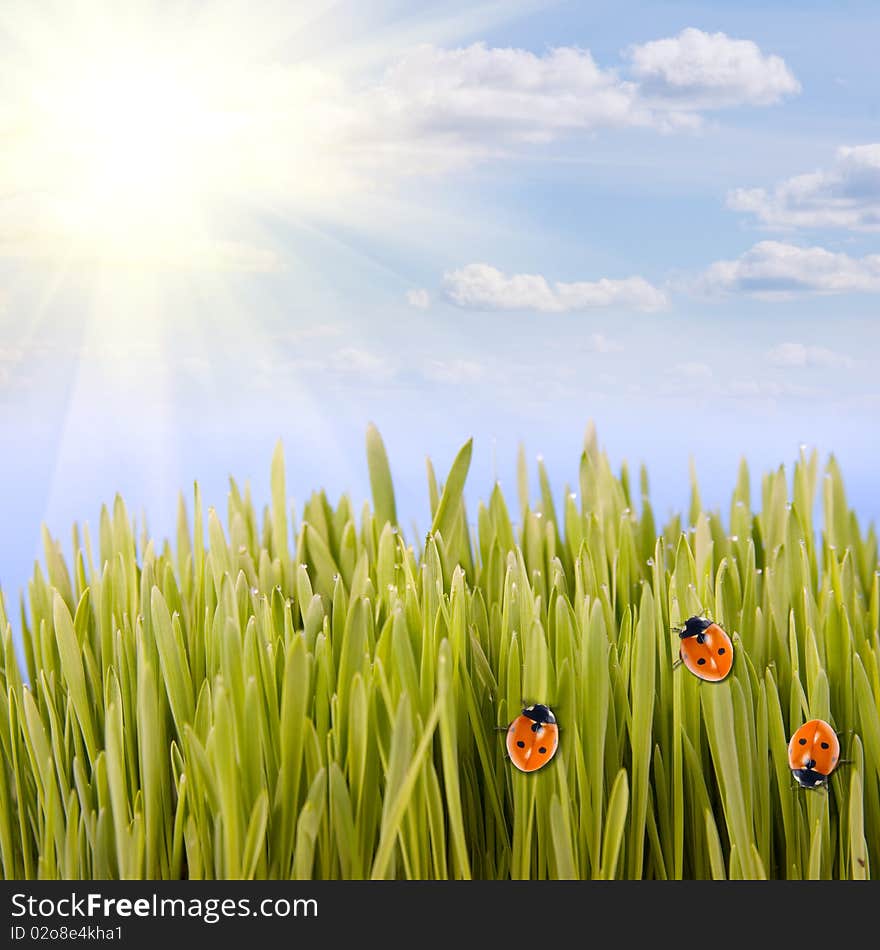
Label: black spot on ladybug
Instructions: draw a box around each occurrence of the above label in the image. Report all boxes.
[531,722,540,732]
[718,647,726,655]
[697,658,706,666]
[516,741,525,748]
[821,742,829,749]
[538,747,547,754]
[799,738,807,745]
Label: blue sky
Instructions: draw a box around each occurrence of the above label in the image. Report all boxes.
[1,0,879,611]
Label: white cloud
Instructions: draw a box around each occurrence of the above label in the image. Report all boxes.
[696,241,880,298]
[328,347,396,382]
[728,144,880,231]
[671,361,713,379]
[1,19,801,271]
[723,378,817,399]
[766,342,855,369]
[372,42,646,147]
[367,32,799,160]
[276,324,344,345]
[423,359,484,384]
[628,28,800,109]
[0,346,24,363]
[444,263,668,312]
[0,344,29,392]
[406,288,431,309]
[584,333,624,353]
[660,364,820,402]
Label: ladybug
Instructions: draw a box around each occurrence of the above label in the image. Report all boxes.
[788,719,840,789]
[676,616,733,682]
[506,704,559,773]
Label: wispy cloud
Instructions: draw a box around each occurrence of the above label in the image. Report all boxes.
[766,342,855,369]
[422,359,484,384]
[584,333,624,353]
[0,344,30,394]
[406,289,431,309]
[274,324,344,346]
[695,241,880,298]
[724,378,819,399]
[443,263,668,312]
[660,362,821,403]
[0,346,24,363]
[670,361,713,379]
[728,144,880,231]
[327,347,396,383]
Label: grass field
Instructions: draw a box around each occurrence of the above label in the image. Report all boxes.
[1,424,877,879]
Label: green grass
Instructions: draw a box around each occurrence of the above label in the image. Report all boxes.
[1,423,877,879]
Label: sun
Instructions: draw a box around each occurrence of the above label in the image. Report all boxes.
[3,7,360,271]
[39,52,213,238]
[60,61,207,207]
[15,38,255,265]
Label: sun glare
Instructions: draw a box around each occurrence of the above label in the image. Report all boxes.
[24,48,234,258]
[4,1,505,273]
[63,65,203,203]
[7,11,348,270]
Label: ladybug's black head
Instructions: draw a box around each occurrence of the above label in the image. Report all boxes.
[523,703,556,725]
[792,767,827,789]
[679,616,711,640]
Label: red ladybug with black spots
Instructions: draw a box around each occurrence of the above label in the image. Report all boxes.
[506,704,559,773]
[675,616,733,682]
[788,719,840,789]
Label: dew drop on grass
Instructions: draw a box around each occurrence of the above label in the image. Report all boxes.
[646,558,654,567]
[729,535,739,542]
